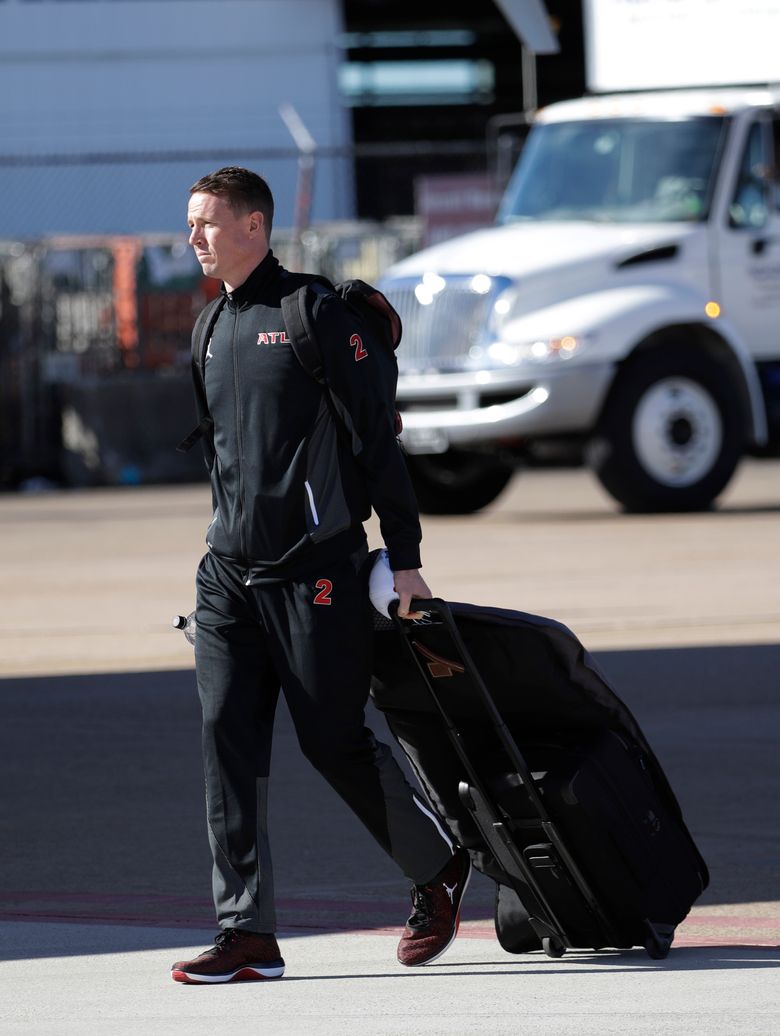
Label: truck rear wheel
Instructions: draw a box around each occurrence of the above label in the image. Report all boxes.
[405,449,514,514]
[588,345,743,512]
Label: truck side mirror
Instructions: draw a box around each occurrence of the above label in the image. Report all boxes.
[729,173,770,229]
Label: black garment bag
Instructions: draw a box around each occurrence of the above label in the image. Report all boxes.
[370,597,708,959]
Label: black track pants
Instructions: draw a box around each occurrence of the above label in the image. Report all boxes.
[194,549,452,933]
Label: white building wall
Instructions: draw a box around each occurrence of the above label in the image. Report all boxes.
[0,0,353,236]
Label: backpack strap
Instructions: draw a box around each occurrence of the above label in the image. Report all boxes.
[282,278,404,443]
[281,279,332,384]
[192,295,225,380]
[282,280,368,454]
[176,295,224,453]
[176,413,213,454]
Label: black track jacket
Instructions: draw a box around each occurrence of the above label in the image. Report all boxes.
[190,251,422,582]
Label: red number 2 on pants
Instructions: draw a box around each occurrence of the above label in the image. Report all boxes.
[313,578,333,605]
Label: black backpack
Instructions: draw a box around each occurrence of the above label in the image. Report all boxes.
[177,277,403,455]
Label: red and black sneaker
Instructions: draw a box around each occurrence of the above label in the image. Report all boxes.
[397,847,471,967]
[171,929,285,984]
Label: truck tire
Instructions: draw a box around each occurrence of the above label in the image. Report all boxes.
[588,345,743,512]
[404,449,514,514]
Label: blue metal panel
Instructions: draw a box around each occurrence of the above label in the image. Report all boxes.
[0,0,353,235]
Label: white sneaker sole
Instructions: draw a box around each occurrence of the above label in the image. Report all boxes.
[399,858,472,967]
[172,962,285,984]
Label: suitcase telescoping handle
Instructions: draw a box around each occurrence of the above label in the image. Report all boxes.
[392,597,617,951]
[393,598,551,820]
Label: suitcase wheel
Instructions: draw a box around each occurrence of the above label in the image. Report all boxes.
[542,936,566,959]
[458,781,476,811]
[644,934,672,960]
[644,921,675,960]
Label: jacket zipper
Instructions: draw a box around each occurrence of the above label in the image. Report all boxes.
[231,301,247,561]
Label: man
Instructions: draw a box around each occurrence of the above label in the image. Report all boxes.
[171,167,470,984]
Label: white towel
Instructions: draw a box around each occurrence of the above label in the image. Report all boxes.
[368,548,399,618]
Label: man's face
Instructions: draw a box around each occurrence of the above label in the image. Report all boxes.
[187,191,265,289]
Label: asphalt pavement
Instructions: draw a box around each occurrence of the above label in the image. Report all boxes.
[1,461,779,1034]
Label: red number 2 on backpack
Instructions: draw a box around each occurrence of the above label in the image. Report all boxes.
[350,333,368,361]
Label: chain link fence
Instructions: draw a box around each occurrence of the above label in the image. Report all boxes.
[0,139,497,239]
[0,135,511,489]
[0,220,425,489]
[0,149,355,241]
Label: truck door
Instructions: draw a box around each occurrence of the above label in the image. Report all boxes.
[713,114,780,361]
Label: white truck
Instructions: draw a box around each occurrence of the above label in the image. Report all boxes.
[379,87,780,513]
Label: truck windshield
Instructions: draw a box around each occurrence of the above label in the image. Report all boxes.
[498,116,727,224]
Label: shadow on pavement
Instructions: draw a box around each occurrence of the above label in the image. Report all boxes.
[487,503,780,525]
[436,946,780,970]
[1,921,776,974]
[0,640,778,960]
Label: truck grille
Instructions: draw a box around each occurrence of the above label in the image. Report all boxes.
[380,275,511,372]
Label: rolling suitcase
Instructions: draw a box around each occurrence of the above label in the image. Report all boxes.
[370,596,709,960]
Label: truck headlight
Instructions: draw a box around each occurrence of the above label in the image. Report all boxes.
[480,334,587,366]
[488,287,521,332]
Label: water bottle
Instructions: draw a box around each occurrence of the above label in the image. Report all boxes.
[172,611,197,646]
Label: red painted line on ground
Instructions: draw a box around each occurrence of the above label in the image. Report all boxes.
[0,890,417,916]
[0,891,777,951]
[0,907,402,934]
[0,911,214,930]
[679,916,780,928]
[0,912,776,949]
[673,936,779,949]
[0,890,218,909]
[0,890,490,929]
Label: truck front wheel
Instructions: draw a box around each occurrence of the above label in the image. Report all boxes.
[588,346,743,512]
[405,449,514,514]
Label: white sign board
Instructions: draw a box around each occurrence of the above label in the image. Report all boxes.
[584,0,780,92]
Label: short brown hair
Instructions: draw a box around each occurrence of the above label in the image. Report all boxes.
[189,166,274,238]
